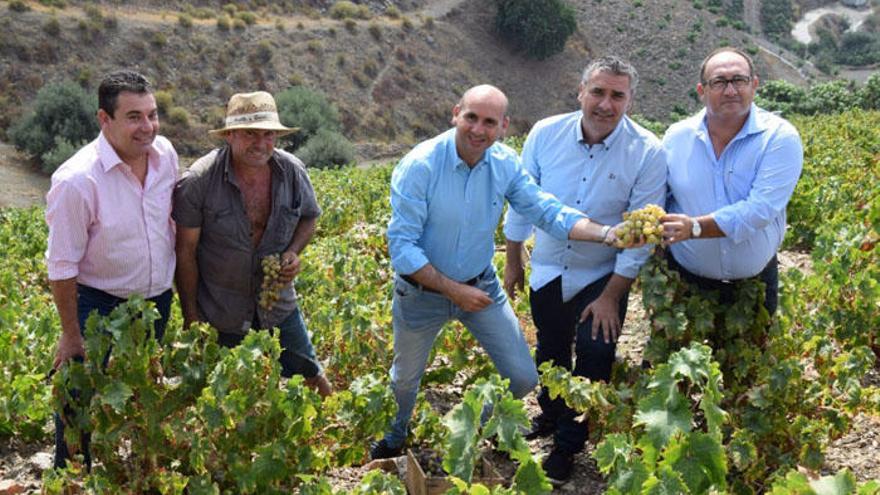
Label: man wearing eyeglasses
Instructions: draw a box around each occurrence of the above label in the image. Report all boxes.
[659,47,803,314]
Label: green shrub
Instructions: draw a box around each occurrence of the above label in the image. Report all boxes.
[9,0,30,12]
[385,5,400,18]
[275,86,343,151]
[236,11,257,25]
[233,17,246,30]
[368,21,381,40]
[216,15,231,31]
[8,80,98,172]
[178,13,193,28]
[40,137,83,173]
[43,16,61,36]
[154,90,173,114]
[330,1,370,20]
[859,72,880,110]
[167,106,190,127]
[297,128,356,169]
[494,0,577,60]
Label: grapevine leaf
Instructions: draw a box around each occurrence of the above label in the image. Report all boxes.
[482,394,530,463]
[633,393,692,450]
[593,433,633,474]
[607,457,651,492]
[98,381,133,413]
[810,469,856,495]
[642,466,691,495]
[659,432,726,493]
[511,459,552,495]
[442,393,481,482]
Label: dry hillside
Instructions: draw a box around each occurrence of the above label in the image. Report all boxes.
[0,0,812,159]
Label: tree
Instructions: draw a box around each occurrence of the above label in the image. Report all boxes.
[755,79,807,115]
[494,0,577,60]
[8,80,98,172]
[274,86,343,151]
[859,72,880,110]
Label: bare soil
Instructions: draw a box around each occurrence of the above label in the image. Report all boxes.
[0,143,48,209]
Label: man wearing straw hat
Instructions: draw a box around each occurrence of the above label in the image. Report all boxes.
[173,91,332,396]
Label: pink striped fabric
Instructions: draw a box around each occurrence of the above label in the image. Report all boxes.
[45,132,178,298]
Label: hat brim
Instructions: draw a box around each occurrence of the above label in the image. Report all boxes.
[209,122,299,138]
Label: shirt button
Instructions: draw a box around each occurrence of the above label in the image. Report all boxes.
[567,244,571,249]
[576,200,581,204]
[564,265,568,270]
[582,178,586,182]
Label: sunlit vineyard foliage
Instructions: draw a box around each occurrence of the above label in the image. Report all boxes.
[0,110,878,493]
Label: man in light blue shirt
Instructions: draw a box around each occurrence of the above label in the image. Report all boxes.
[503,56,666,481]
[371,85,623,460]
[660,47,803,314]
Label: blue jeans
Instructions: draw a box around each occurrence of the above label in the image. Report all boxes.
[54,285,172,469]
[216,307,322,379]
[530,274,627,453]
[383,267,538,448]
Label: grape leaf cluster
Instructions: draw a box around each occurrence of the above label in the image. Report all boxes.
[259,254,287,311]
[614,203,666,248]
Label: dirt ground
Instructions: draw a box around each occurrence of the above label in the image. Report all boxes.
[0,151,877,493]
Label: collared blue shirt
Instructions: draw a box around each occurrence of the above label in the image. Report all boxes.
[387,128,585,282]
[503,112,667,302]
[664,104,803,280]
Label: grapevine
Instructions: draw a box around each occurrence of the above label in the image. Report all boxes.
[614,203,665,247]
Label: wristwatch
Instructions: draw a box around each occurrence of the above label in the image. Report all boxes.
[600,225,612,244]
[690,217,702,238]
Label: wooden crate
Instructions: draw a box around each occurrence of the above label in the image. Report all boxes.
[405,449,506,495]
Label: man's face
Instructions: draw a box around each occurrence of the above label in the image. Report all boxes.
[98,91,159,162]
[451,92,509,166]
[697,51,758,122]
[577,70,633,143]
[225,129,277,169]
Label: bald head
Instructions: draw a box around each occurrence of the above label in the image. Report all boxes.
[459,85,509,120]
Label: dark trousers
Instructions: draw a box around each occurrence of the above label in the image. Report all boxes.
[530,274,628,453]
[54,285,172,470]
[666,253,779,315]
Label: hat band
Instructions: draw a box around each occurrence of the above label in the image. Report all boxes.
[225,111,280,126]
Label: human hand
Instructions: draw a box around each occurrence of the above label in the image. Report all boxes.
[606,221,649,249]
[53,330,85,370]
[448,284,493,312]
[278,251,302,283]
[579,294,622,344]
[660,214,692,246]
[503,262,525,300]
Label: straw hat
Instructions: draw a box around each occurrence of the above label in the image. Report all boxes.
[209,91,298,136]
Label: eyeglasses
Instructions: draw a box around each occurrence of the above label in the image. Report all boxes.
[705,75,752,91]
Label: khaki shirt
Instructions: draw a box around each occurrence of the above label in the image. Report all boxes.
[173,146,321,334]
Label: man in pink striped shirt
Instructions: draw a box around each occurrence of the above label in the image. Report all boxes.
[45,70,178,469]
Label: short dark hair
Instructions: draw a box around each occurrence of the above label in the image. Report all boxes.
[98,70,152,117]
[699,47,755,84]
[581,55,639,94]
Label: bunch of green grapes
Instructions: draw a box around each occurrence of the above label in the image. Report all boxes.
[259,254,287,311]
[614,203,666,247]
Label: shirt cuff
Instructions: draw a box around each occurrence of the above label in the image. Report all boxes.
[713,208,753,244]
[557,208,587,241]
[503,221,533,242]
[47,260,79,281]
[613,246,651,279]
[392,249,429,276]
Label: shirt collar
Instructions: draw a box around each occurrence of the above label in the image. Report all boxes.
[697,103,767,142]
[444,127,486,171]
[575,112,626,150]
[97,131,160,173]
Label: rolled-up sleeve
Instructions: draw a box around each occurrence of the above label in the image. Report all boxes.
[505,164,584,242]
[172,172,206,228]
[387,159,431,275]
[45,180,92,280]
[614,146,669,279]
[713,126,803,244]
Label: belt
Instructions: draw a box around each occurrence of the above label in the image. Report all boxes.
[400,269,486,294]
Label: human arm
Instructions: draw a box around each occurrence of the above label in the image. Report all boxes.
[279,216,317,282]
[51,278,84,369]
[406,263,492,312]
[175,226,202,329]
[503,240,526,300]
[660,214,724,245]
[578,274,634,344]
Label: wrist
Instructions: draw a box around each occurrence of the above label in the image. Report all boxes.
[600,225,612,244]
[689,217,702,239]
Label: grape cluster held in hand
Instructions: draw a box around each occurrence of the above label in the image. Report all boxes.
[615,203,666,248]
[259,254,288,311]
